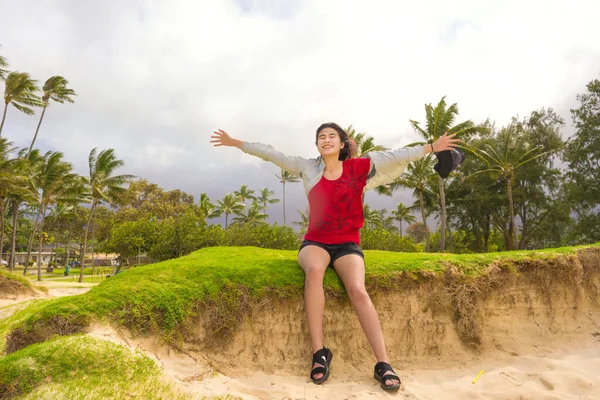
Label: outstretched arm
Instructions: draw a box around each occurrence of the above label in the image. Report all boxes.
[365,132,461,190]
[211,129,311,177]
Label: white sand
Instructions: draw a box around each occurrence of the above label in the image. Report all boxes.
[87,322,600,400]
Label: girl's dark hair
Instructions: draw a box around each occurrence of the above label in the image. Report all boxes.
[315,122,356,161]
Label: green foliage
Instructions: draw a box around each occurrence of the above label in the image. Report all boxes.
[406,222,428,243]
[198,192,222,222]
[40,76,76,105]
[360,228,417,252]
[231,202,268,226]
[106,216,160,259]
[215,193,245,229]
[224,223,299,249]
[1,72,43,118]
[0,46,8,80]
[256,187,279,214]
[565,76,600,243]
[292,209,309,234]
[234,184,256,205]
[116,179,195,222]
[150,211,221,261]
[346,125,389,156]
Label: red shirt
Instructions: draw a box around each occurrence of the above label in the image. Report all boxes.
[304,157,371,244]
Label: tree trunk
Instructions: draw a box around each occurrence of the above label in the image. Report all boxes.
[506,177,517,250]
[419,190,430,252]
[225,212,229,229]
[79,200,96,283]
[438,175,447,252]
[90,210,97,276]
[483,214,491,252]
[64,230,72,268]
[28,105,47,156]
[37,205,48,281]
[282,181,287,226]
[24,205,42,275]
[447,222,453,253]
[8,201,18,271]
[0,102,8,137]
[51,241,56,264]
[399,221,403,238]
[518,202,527,250]
[0,200,5,262]
[470,215,482,252]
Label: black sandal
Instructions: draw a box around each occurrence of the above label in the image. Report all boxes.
[374,361,401,391]
[310,347,333,384]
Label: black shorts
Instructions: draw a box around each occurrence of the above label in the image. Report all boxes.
[299,240,364,266]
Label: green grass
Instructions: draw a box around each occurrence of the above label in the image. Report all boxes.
[0,335,188,399]
[0,269,32,288]
[1,244,598,355]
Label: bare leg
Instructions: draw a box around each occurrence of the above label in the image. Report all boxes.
[297,245,330,380]
[333,254,399,386]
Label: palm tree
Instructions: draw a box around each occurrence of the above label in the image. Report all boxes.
[466,123,556,250]
[0,46,8,80]
[274,169,300,226]
[28,76,76,155]
[346,125,388,157]
[376,208,397,232]
[48,195,84,269]
[409,96,480,252]
[346,125,390,200]
[391,203,417,238]
[0,138,28,263]
[198,193,222,223]
[234,184,256,205]
[256,188,279,215]
[232,202,268,226]
[293,209,309,234]
[6,149,40,270]
[0,72,43,137]
[215,193,245,229]
[362,204,382,229]
[57,200,87,269]
[27,151,77,280]
[79,148,133,282]
[390,157,436,251]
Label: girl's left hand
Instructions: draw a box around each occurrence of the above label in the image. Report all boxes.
[432,132,461,153]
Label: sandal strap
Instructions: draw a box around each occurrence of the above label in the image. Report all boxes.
[312,347,331,365]
[374,361,395,376]
[311,366,327,377]
[381,372,400,382]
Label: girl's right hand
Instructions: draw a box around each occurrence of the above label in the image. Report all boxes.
[210,129,241,148]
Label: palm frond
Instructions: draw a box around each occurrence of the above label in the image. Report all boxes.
[514,149,558,170]
[409,119,430,140]
[11,103,36,115]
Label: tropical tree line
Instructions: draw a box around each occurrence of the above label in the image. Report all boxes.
[0,46,132,283]
[1,44,598,270]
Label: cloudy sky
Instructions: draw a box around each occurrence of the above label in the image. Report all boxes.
[1,0,598,227]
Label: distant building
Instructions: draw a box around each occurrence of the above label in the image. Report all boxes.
[10,246,118,267]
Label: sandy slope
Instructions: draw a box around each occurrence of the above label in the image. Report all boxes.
[87,322,600,400]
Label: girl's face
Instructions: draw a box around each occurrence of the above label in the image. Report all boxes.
[316,127,344,157]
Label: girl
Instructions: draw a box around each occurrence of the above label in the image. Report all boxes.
[211,123,459,391]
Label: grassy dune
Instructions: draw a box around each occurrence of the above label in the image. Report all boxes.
[0,335,188,399]
[1,244,599,354]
